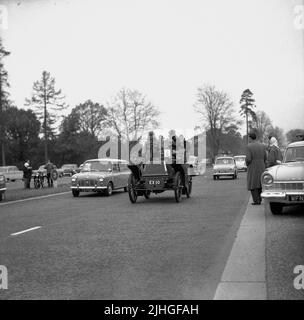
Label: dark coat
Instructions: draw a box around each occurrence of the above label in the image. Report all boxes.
[245,141,267,190]
[267,145,283,167]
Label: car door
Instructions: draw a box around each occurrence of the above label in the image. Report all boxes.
[111,162,121,188]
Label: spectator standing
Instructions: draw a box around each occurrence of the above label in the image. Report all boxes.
[245,132,267,205]
[267,137,283,167]
[23,160,32,189]
[44,160,54,187]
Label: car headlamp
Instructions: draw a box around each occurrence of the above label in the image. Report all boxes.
[71,177,77,182]
[99,178,104,182]
[262,173,273,185]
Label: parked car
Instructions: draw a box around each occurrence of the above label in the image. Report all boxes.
[61,164,78,177]
[234,155,247,172]
[187,156,200,176]
[70,158,130,197]
[0,166,23,182]
[213,156,238,180]
[0,173,6,201]
[261,140,304,215]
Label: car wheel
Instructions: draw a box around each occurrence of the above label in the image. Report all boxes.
[0,193,2,201]
[124,187,128,192]
[105,182,113,196]
[72,190,80,197]
[128,174,137,203]
[213,176,217,180]
[270,203,284,215]
[174,171,182,203]
[144,190,151,199]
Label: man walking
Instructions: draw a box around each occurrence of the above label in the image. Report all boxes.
[245,131,267,205]
[44,160,54,187]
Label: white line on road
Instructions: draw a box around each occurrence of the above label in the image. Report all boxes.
[0,191,70,206]
[10,226,42,236]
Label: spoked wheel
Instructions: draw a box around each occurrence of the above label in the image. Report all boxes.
[144,190,151,199]
[185,178,192,198]
[128,174,138,203]
[174,171,183,203]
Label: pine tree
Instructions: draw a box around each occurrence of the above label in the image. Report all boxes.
[239,89,256,144]
[26,71,66,162]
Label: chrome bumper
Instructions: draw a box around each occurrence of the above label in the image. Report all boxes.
[71,186,107,190]
[213,172,234,175]
[0,187,6,192]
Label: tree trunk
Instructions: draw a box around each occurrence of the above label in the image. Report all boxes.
[1,141,5,166]
[43,74,48,163]
[246,110,248,144]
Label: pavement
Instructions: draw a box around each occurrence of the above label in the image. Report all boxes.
[0,170,303,300]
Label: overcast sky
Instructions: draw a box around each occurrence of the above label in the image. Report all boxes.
[0,0,303,134]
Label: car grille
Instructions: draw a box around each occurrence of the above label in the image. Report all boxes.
[78,179,97,187]
[267,182,304,191]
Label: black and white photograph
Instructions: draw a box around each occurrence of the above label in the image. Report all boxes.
[0,0,304,304]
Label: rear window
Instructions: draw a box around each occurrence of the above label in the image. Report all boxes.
[234,157,245,161]
[216,158,234,165]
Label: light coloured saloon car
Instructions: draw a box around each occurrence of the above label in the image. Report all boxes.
[261,141,304,215]
[234,155,247,172]
[0,166,23,182]
[70,158,130,197]
[0,173,6,201]
[213,156,238,180]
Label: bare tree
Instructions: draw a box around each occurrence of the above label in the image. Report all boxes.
[194,84,240,160]
[254,110,273,143]
[25,71,67,162]
[106,88,160,142]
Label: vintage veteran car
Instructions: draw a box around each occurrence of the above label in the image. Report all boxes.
[261,141,304,215]
[234,155,247,172]
[128,162,193,203]
[70,158,130,197]
[0,173,6,201]
[0,165,23,182]
[213,156,238,180]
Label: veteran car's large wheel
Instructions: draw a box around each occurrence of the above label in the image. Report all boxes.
[174,172,183,203]
[270,203,284,215]
[72,190,80,197]
[105,182,113,196]
[0,193,3,201]
[128,174,138,203]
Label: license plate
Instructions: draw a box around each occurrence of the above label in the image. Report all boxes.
[145,179,163,188]
[289,195,304,201]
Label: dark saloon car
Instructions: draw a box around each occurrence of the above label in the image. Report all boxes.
[61,164,78,177]
[70,158,130,197]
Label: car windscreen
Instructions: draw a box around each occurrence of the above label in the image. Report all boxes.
[284,146,304,163]
[216,158,234,165]
[234,157,245,162]
[0,167,8,172]
[62,164,76,168]
[81,161,111,172]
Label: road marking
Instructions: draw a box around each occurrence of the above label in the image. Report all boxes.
[10,226,42,236]
[0,191,70,206]
[213,198,266,300]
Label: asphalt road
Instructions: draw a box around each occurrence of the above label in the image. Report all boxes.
[0,170,303,300]
[0,170,249,299]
